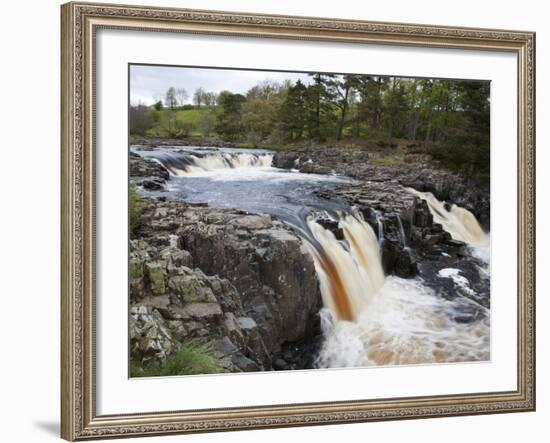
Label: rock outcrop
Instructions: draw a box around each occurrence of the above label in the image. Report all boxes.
[130,151,169,191]
[130,200,323,372]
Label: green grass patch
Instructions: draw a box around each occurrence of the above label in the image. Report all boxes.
[142,108,216,138]
[175,109,203,125]
[131,341,224,377]
[175,109,210,136]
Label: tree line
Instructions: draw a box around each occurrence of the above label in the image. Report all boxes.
[130,73,490,174]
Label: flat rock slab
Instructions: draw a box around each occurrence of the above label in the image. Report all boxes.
[162,302,223,320]
[232,215,272,230]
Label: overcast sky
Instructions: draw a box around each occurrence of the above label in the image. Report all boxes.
[130,65,314,106]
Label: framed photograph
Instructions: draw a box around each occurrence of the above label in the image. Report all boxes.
[61,1,536,440]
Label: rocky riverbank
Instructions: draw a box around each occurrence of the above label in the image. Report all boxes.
[130,198,323,373]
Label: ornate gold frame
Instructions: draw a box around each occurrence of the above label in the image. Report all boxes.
[61,1,536,440]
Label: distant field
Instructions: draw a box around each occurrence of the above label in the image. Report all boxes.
[178,108,210,136]
[175,109,204,125]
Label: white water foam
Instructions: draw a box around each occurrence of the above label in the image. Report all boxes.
[171,152,274,175]
[316,276,490,368]
[438,268,476,297]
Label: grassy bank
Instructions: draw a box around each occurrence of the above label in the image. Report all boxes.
[131,341,224,377]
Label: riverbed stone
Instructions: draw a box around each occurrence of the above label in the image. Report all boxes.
[130,305,176,362]
[166,303,223,321]
[128,198,325,371]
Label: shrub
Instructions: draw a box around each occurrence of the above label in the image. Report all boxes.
[176,120,195,138]
[131,341,223,377]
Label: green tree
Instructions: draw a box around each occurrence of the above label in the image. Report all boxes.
[198,110,216,136]
[323,75,356,140]
[279,80,308,141]
[405,79,423,140]
[431,80,490,174]
[215,91,246,141]
[383,78,409,141]
[241,98,279,143]
[306,73,333,140]
[240,81,285,143]
[246,80,282,101]
[153,100,163,111]
[132,72,489,174]
[355,75,388,132]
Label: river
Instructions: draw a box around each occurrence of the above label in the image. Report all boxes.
[133,145,490,368]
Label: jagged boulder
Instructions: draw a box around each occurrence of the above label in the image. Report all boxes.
[129,151,169,185]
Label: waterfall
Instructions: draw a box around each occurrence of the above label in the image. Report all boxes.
[139,149,274,176]
[303,214,384,322]
[395,215,409,249]
[405,187,489,247]
[373,210,385,257]
[297,201,490,368]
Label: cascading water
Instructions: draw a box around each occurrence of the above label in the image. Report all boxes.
[373,210,385,256]
[303,214,384,322]
[395,215,409,249]
[136,147,274,176]
[405,187,489,248]
[300,195,490,368]
[133,146,353,218]
[405,187,490,267]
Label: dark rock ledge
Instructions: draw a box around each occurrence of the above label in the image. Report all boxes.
[130,200,323,372]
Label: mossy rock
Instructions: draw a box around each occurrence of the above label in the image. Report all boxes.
[168,275,216,303]
[146,261,167,295]
[129,258,144,280]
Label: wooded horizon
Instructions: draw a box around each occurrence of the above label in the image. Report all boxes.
[130,71,490,174]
